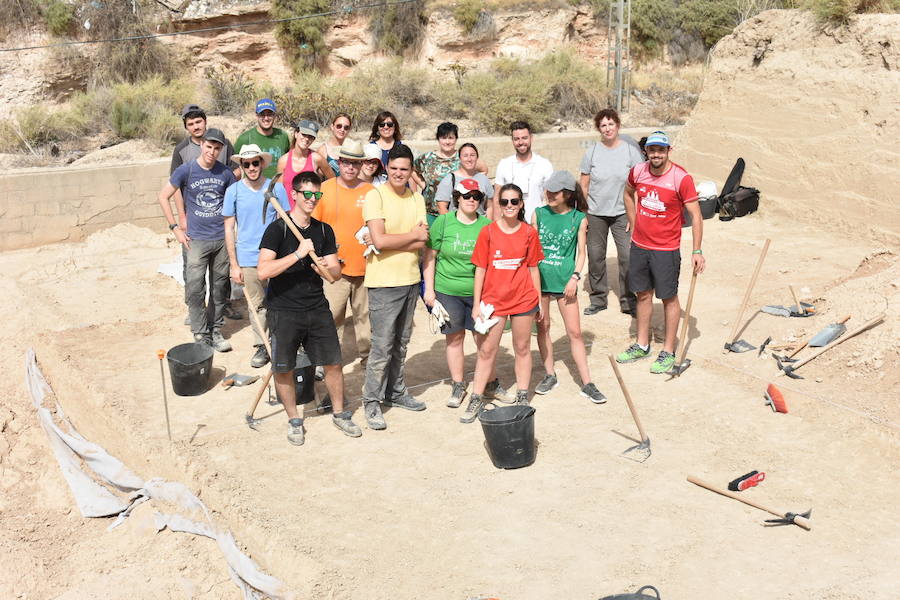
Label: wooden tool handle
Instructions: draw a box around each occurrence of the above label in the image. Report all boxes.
[788,313,885,372]
[266,195,337,283]
[789,285,804,314]
[608,355,649,443]
[787,314,851,359]
[246,369,273,421]
[724,239,771,352]
[687,475,811,530]
[674,271,698,365]
[243,292,273,358]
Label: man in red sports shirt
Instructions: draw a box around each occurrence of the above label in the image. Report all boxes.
[615,131,706,374]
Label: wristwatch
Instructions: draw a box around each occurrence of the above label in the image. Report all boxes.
[571,272,581,280]
[169,223,179,231]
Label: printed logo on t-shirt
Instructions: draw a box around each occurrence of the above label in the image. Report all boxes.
[639,187,666,214]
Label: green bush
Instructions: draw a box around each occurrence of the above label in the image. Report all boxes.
[805,0,899,23]
[0,105,88,152]
[453,0,483,33]
[44,0,73,37]
[370,1,429,55]
[272,0,332,69]
[205,65,256,116]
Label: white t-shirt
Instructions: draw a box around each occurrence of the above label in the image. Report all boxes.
[494,152,554,222]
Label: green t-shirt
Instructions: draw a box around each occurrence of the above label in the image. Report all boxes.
[535,205,585,294]
[234,127,291,178]
[428,211,491,297]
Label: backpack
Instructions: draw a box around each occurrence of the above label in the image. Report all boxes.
[718,186,760,221]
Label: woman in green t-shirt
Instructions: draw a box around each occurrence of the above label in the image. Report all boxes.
[423,179,508,410]
[532,171,607,404]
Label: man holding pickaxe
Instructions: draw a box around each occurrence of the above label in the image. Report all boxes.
[257,171,363,446]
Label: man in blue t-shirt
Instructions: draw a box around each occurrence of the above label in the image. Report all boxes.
[158,128,237,351]
[222,144,290,368]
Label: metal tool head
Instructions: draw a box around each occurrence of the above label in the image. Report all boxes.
[725,339,756,353]
[775,357,804,379]
[245,413,261,431]
[762,304,792,317]
[757,336,772,357]
[667,358,692,377]
[261,172,283,224]
[621,439,651,463]
[765,508,812,527]
[771,353,797,363]
[809,322,847,347]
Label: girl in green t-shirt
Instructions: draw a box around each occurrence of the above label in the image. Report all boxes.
[532,171,607,404]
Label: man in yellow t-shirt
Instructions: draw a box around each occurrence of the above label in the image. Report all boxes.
[312,139,374,366]
[361,144,428,430]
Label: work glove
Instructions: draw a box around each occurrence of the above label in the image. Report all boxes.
[355,226,379,257]
[429,299,451,332]
[474,301,499,334]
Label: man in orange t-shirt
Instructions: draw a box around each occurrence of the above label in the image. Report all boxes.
[312,140,374,365]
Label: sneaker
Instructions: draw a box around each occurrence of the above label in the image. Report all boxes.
[223,302,243,320]
[314,365,325,381]
[484,378,512,404]
[515,389,530,405]
[583,304,606,316]
[287,418,304,446]
[447,381,467,408]
[332,411,362,438]
[650,351,676,374]
[364,401,386,430]
[460,394,485,424]
[193,332,212,346]
[210,330,232,353]
[616,343,650,363]
[385,394,426,411]
[535,373,558,395]
[250,345,269,368]
[580,382,607,404]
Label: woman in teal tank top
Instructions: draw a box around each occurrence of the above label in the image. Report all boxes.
[532,171,607,404]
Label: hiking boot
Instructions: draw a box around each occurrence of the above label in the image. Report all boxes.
[535,373,558,395]
[287,418,304,446]
[515,389,530,406]
[223,302,243,320]
[580,382,607,404]
[650,351,676,374]
[460,394,485,424]
[447,381,467,408]
[583,304,606,316]
[364,401,386,430]
[193,332,212,346]
[484,378,512,404]
[250,345,269,368]
[314,365,325,381]
[332,411,362,438]
[211,330,232,353]
[616,343,650,363]
[385,394,426,411]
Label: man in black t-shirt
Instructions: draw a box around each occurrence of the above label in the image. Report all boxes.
[257,172,362,446]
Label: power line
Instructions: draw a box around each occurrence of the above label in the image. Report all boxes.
[0,0,419,53]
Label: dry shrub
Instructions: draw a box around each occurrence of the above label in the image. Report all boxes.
[0,105,88,153]
[205,65,256,116]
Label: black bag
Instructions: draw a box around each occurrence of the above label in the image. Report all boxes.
[719,185,759,221]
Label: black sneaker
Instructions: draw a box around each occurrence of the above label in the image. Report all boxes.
[580,382,607,404]
[447,381,467,408]
[250,345,269,368]
[534,373,558,395]
[583,304,606,316]
[460,394,485,424]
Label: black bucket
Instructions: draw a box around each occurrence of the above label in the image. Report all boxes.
[682,197,718,227]
[276,349,316,405]
[599,585,661,600]
[167,342,214,396]
[479,405,536,469]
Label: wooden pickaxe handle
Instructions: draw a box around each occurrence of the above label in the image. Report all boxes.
[787,314,851,359]
[724,239,771,352]
[245,369,273,424]
[780,313,884,375]
[687,475,811,530]
[673,271,698,368]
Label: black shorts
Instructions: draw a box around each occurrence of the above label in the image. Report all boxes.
[627,244,681,300]
[435,291,474,335]
[269,307,342,373]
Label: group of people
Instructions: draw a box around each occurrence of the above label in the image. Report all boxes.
[158,99,705,447]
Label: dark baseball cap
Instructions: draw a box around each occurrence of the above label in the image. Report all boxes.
[202,128,227,145]
[181,104,204,118]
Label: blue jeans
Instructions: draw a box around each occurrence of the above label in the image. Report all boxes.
[185,239,229,336]
[362,284,419,404]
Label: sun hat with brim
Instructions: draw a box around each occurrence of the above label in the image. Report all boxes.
[545,170,577,193]
[455,178,483,195]
[645,130,670,148]
[363,143,382,161]
[201,128,227,146]
[230,143,273,169]
[294,119,319,138]
[338,139,365,160]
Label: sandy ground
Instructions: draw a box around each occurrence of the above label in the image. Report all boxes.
[2,10,899,600]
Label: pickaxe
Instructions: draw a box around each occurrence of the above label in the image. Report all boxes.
[776,313,884,379]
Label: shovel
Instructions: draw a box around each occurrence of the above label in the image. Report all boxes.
[777,313,885,379]
[668,271,698,377]
[724,239,771,353]
[773,315,851,363]
[608,355,651,463]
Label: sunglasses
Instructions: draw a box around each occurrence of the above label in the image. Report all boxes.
[339,159,362,167]
[294,190,324,200]
[460,192,483,200]
[499,198,521,206]
[334,123,350,130]
[241,159,261,168]
[378,121,395,129]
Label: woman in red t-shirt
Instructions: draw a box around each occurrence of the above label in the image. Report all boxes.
[461,184,544,423]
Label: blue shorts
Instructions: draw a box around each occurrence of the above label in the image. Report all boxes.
[435,291,475,335]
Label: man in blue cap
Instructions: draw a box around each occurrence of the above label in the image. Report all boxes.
[234,98,290,179]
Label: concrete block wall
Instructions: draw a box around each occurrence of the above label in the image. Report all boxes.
[0,128,661,252]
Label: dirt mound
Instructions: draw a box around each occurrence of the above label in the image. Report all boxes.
[677,10,900,246]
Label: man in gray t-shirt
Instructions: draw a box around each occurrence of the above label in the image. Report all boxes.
[579,110,644,316]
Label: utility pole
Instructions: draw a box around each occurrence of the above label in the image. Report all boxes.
[606,0,631,113]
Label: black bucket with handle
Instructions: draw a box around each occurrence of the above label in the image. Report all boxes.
[479,405,536,469]
[599,585,661,600]
[166,342,214,396]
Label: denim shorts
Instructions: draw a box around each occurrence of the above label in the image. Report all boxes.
[435,291,475,335]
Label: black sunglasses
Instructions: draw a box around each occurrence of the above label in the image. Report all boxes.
[378,121,395,129]
[460,192,483,200]
[294,190,324,200]
[241,159,261,168]
[499,198,521,206]
[334,123,350,130]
